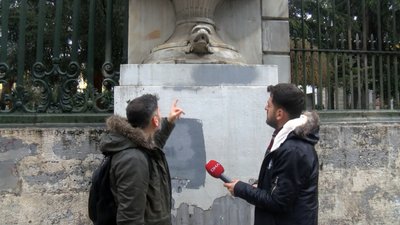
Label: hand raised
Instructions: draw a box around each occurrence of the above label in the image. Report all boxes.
[168,99,185,123]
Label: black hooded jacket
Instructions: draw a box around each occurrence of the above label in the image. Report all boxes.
[99,115,174,225]
[234,112,320,225]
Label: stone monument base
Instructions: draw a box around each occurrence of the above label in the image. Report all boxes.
[114,64,278,220]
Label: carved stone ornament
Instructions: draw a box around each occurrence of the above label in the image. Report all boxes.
[143,0,246,64]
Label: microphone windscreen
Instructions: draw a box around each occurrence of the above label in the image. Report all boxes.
[205,160,225,178]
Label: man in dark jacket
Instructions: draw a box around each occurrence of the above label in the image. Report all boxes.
[224,83,320,225]
[99,94,184,225]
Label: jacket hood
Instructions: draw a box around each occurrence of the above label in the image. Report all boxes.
[270,111,320,152]
[99,115,155,154]
[293,111,320,145]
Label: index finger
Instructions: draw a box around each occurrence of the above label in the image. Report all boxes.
[172,99,179,107]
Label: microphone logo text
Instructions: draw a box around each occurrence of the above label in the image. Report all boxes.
[210,163,220,173]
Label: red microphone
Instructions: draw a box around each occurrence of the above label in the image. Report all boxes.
[205,160,232,183]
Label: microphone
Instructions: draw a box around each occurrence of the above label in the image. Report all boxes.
[205,160,232,183]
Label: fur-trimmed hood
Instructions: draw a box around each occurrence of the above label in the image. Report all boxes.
[293,111,320,142]
[99,115,155,154]
[270,111,320,152]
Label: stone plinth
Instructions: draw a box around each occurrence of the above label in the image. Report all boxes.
[115,64,278,214]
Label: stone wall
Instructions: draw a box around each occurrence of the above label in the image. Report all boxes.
[318,121,400,224]
[0,119,399,225]
[0,128,104,225]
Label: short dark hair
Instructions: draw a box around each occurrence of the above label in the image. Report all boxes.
[126,94,159,128]
[267,83,305,119]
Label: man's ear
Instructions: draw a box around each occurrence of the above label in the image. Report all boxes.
[276,108,288,122]
[152,115,160,127]
[276,108,283,119]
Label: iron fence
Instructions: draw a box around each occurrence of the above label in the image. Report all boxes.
[1,0,399,117]
[0,0,127,116]
[290,0,400,110]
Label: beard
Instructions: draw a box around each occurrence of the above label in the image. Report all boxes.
[266,111,278,129]
[266,118,277,129]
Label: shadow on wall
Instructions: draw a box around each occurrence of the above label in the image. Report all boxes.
[164,118,206,192]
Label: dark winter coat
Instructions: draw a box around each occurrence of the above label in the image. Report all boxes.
[234,112,320,225]
[99,115,174,225]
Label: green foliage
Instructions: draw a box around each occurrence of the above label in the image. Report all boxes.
[289,0,399,50]
[289,0,400,109]
[3,0,126,85]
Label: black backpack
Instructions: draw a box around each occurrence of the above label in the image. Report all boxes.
[88,150,151,225]
[88,155,116,225]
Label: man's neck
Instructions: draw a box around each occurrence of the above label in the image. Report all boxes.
[276,118,290,130]
[273,126,283,136]
[143,127,155,140]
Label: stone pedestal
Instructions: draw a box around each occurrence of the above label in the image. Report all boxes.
[143,0,245,64]
[115,64,278,217]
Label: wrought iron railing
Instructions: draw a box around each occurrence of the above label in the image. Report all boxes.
[1,0,399,119]
[290,0,400,110]
[0,0,127,119]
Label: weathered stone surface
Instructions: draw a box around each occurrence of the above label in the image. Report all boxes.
[1,122,399,225]
[172,196,254,225]
[262,20,290,53]
[316,124,400,225]
[52,129,104,160]
[262,0,288,18]
[1,193,89,225]
[262,54,291,83]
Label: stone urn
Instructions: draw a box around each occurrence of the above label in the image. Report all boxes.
[143,0,245,64]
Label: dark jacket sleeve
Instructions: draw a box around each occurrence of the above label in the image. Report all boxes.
[234,144,311,213]
[111,150,150,225]
[153,118,175,148]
